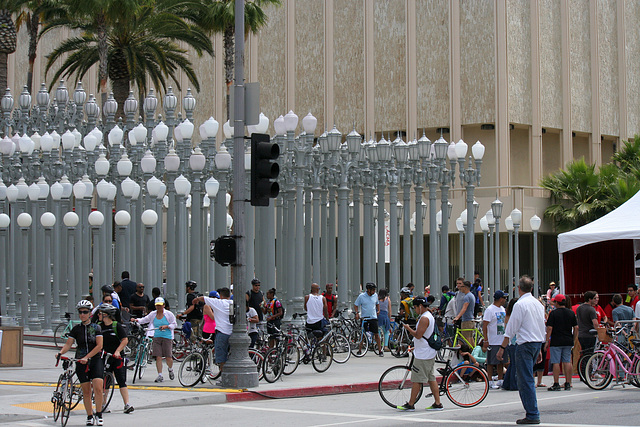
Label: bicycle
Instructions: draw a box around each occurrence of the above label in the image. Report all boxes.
[178,336,221,387]
[389,318,413,358]
[584,329,640,390]
[292,314,334,373]
[98,352,122,413]
[54,312,82,349]
[351,317,383,357]
[51,355,83,427]
[378,347,489,409]
[131,332,153,384]
[262,330,300,383]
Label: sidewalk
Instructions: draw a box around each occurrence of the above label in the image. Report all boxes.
[0,345,399,422]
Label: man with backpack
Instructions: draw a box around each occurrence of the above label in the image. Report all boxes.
[438,285,456,314]
[396,296,443,412]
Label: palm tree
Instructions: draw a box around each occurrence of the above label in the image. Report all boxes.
[0,1,20,91]
[540,158,613,232]
[612,135,640,180]
[205,0,281,118]
[43,0,213,116]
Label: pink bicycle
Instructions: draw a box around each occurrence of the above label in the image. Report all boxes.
[584,332,640,390]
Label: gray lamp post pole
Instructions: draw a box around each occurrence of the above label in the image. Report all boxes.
[401,151,413,287]
[434,137,451,288]
[205,177,219,288]
[530,215,541,298]
[174,175,190,310]
[375,136,390,291]
[18,213,32,327]
[64,212,79,314]
[142,210,158,289]
[511,208,522,291]
[114,211,131,290]
[491,198,503,294]
[505,216,514,298]
[189,148,205,285]
[456,216,464,278]
[165,148,180,305]
[214,146,231,290]
[0,214,8,319]
[361,146,375,285]
[88,210,104,303]
[480,215,489,305]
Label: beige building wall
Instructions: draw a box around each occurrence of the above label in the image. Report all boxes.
[5,0,640,201]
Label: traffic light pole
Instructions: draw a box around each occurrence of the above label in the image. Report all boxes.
[221,0,259,388]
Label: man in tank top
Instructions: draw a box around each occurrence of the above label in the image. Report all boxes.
[304,283,329,335]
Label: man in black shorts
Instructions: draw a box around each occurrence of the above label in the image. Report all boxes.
[57,300,105,426]
[97,303,134,414]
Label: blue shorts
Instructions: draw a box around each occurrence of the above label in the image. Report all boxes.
[549,346,572,364]
[214,332,231,364]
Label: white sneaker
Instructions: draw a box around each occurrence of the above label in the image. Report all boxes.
[492,375,498,381]
[489,381,500,390]
[154,374,164,383]
[496,379,504,388]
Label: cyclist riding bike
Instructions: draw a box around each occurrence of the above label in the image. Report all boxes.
[96,303,134,414]
[57,300,105,426]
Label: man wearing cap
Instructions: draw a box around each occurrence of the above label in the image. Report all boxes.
[544,293,577,391]
[483,290,508,389]
[396,296,443,412]
[134,297,177,382]
[497,276,546,425]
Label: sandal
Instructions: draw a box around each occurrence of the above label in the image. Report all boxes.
[536,383,546,388]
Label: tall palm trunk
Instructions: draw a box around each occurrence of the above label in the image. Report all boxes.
[224,24,234,120]
[97,15,108,105]
[112,77,129,120]
[26,13,40,95]
[0,10,17,91]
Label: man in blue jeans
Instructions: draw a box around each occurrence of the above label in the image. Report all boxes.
[497,276,546,425]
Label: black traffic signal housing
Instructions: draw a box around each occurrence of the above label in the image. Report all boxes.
[210,236,236,266]
[251,133,280,206]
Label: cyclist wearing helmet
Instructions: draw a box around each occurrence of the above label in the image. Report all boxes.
[354,283,383,357]
[398,287,418,324]
[96,303,134,414]
[57,300,105,426]
[101,284,120,309]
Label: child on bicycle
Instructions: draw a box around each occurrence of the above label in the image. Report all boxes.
[96,303,134,414]
[56,299,104,426]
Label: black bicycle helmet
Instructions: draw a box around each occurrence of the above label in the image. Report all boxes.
[413,296,428,307]
[185,280,197,290]
[365,282,377,290]
[101,284,115,294]
[97,303,118,318]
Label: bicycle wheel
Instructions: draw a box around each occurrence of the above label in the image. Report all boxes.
[584,352,612,390]
[445,365,489,407]
[138,344,149,380]
[60,378,74,427]
[378,365,422,408]
[132,345,146,384]
[172,331,190,361]
[283,343,300,375]
[312,342,333,373]
[178,352,205,387]
[54,323,70,350]
[204,349,221,383]
[390,329,409,358]
[330,333,351,364]
[631,357,640,388]
[263,348,284,383]
[350,329,368,357]
[124,336,138,369]
[101,372,115,412]
[69,375,82,410]
[248,349,265,381]
[52,375,64,421]
[436,337,455,362]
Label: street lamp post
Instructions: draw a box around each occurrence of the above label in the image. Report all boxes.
[141,209,159,288]
[174,174,191,310]
[505,215,514,298]
[88,210,104,303]
[480,215,489,306]
[205,177,219,288]
[491,198,503,294]
[434,137,451,288]
[17,212,32,327]
[63,212,79,313]
[530,214,542,298]
[114,210,131,288]
[0,214,9,320]
[486,210,495,295]
[511,208,522,291]
[189,147,205,285]
[456,215,464,278]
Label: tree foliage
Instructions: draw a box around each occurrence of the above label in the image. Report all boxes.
[540,135,640,232]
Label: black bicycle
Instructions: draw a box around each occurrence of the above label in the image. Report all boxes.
[378,347,489,408]
[52,355,82,427]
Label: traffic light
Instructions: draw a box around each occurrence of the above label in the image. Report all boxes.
[210,236,236,266]
[251,133,280,206]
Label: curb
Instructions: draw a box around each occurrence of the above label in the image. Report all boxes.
[226,381,380,402]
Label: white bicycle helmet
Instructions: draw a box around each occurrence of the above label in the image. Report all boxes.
[76,299,94,311]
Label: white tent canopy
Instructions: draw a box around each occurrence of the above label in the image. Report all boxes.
[557,190,640,254]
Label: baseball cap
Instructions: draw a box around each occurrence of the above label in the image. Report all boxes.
[494,290,507,300]
[251,278,261,285]
[413,296,429,307]
[154,297,165,306]
[552,294,566,303]
[209,290,220,298]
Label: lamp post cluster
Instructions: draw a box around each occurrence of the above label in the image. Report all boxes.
[0,80,491,331]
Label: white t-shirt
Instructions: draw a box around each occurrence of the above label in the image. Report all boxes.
[246,307,258,333]
[203,297,233,335]
[306,294,324,323]
[483,303,507,345]
[413,311,437,360]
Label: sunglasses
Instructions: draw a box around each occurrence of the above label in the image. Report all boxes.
[78,310,91,315]
[103,299,112,303]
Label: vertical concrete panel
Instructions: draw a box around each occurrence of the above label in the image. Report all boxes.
[459,0,495,125]
[463,127,497,187]
[415,0,450,128]
[374,0,405,132]
[258,3,287,133]
[569,0,591,133]
[510,128,530,185]
[542,132,561,176]
[625,1,640,137]
[598,0,618,137]
[572,135,590,161]
[334,0,364,133]
[539,0,563,129]
[295,0,325,130]
[507,0,532,125]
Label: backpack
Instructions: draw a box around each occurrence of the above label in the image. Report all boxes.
[441,293,453,313]
[424,329,443,350]
[400,297,417,320]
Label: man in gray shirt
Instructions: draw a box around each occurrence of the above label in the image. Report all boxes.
[453,279,477,346]
[611,293,635,322]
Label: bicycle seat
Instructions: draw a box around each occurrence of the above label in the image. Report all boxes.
[588,329,598,336]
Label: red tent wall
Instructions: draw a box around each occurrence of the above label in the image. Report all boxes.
[563,239,635,306]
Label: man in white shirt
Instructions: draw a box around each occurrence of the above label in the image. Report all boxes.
[396,296,443,412]
[482,290,508,389]
[497,276,546,425]
[194,287,233,372]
